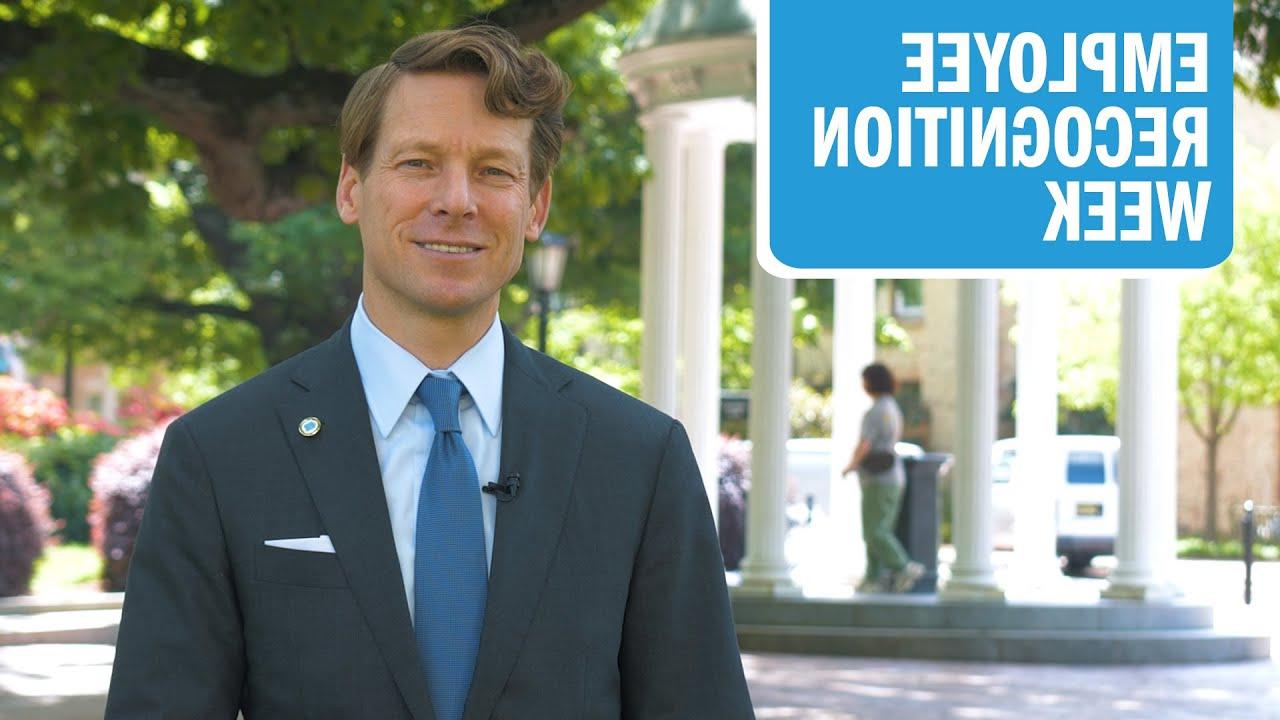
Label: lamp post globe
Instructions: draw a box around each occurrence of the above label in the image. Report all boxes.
[526,232,571,354]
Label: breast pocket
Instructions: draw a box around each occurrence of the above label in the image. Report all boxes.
[254,544,349,588]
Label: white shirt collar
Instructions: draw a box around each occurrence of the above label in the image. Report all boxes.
[350,294,504,439]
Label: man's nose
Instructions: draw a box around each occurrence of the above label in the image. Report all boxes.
[430,166,476,219]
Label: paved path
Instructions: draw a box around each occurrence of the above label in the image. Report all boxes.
[4,558,1277,719]
[744,652,1280,720]
[1,645,1278,719]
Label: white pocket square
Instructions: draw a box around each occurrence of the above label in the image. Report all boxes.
[263,535,335,553]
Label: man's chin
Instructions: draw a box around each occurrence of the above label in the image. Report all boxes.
[407,291,497,322]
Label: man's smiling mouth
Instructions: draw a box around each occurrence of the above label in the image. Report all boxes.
[413,241,481,255]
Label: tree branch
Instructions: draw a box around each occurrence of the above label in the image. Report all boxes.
[1219,399,1244,438]
[1181,386,1211,442]
[2,4,605,221]
[473,0,609,43]
[133,296,253,322]
[189,204,249,275]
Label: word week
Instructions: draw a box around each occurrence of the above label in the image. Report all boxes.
[813,32,1213,242]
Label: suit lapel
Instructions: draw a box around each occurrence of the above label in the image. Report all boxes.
[277,321,437,720]
[463,328,587,720]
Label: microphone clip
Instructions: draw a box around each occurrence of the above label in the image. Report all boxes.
[483,473,521,502]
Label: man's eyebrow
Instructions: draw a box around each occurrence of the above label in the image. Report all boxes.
[385,140,525,166]
[385,140,444,156]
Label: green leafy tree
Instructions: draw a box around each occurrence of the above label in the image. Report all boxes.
[1057,280,1120,428]
[1179,140,1280,538]
[0,1,649,375]
[1236,1,1280,106]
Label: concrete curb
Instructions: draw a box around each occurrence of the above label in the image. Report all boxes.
[0,593,123,615]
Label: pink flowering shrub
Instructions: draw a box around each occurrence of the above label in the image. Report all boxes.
[0,377,70,438]
[117,387,184,433]
[89,420,173,591]
[0,450,54,596]
[718,435,751,571]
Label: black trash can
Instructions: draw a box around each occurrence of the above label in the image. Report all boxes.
[894,453,952,593]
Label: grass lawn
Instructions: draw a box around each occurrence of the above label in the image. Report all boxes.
[30,543,103,594]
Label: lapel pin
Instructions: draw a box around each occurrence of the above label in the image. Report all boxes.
[298,417,322,437]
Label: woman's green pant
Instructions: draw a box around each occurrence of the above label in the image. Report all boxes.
[861,481,911,581]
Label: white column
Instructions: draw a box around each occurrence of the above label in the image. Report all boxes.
[736,259,799,597]
[1011,278,1064,587]
[829,278,877,584]
[638,108,687,415]
[1103,278,1180,600]
[941,279,1005,600]
[679,128,728,525]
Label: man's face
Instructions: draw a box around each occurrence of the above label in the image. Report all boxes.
[337,72,551,324]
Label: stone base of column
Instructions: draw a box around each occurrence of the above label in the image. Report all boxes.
[1101,578,1180,602]
[940,566,1005,601]
[734,561,801,598]
[1007,556,1070,593]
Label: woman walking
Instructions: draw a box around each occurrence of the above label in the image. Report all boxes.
[841,363,924,593]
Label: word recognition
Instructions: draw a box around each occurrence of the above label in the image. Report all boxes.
[814,32,1212,243]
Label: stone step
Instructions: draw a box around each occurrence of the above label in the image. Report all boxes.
[731,595,1216,631]
[737,623,1271,664]
[0,593,123,615]
[0,609,120,646]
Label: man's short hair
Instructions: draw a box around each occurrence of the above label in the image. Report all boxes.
[338,23,571,196]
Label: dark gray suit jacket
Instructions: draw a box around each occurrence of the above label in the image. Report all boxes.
[105,320,754,719]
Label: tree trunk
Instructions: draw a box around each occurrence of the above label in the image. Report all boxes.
[1204,435,1220,539]
[63,329,74,409]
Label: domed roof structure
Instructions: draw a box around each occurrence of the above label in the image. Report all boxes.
[618,0,757,109]
[625,0,756,53]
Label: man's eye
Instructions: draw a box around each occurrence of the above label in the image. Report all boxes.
[482,167,513,178]
[403,159,430,169]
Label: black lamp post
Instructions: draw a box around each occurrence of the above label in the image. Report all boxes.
[525,232,570,354]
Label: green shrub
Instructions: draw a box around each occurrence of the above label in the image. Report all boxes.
[18,428,120,544]
[30,543,102,594]
[1177,536,1280,561]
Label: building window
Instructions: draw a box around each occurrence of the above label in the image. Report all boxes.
[893,279,924,320]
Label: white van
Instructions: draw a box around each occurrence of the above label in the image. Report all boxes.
[990,435,1120,574]
[782,438,925,521]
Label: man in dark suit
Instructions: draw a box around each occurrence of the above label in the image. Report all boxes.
[105,23,754,720]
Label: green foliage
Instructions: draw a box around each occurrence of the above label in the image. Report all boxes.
[1058,280,1120,425]
[1,1,651,380]
[1178,139,1280,537]
[15,428,120,544]
[1181,138,1280,402]
[789,380,831,438]
[0,182,264,384]
[30,543,103,594]
[1177,535,1280,561]
[876,314,912,351]
[1235,1,1280,106]
[523,301,643,396]
[721,286,754,390]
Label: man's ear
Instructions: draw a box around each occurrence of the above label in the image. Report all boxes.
[524,177,553,242]
[336,156,361,225]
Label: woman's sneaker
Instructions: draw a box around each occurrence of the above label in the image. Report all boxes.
[855,575,886,594]
[890,561,925,593]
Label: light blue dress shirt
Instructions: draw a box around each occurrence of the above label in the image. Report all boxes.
[350,296,503,622]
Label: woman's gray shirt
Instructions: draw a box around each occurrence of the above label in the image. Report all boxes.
[859,395,905,486]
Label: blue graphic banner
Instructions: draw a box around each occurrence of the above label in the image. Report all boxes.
[764,1,1234,273]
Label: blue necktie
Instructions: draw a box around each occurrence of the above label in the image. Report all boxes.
[413,374,487,720]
